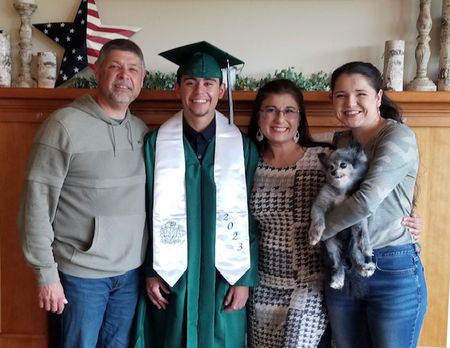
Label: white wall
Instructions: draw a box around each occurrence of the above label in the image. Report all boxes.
[0,0,445,87]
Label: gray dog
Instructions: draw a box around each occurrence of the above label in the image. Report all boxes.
[309,142,375,289]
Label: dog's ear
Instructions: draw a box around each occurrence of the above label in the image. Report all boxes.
[318,152,328,168]
[349,141,367,163]
[349,140,363,152]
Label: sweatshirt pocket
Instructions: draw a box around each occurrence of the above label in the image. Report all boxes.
[70,214,146,271]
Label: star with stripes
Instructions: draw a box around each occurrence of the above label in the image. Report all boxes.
[86,0,141,68]
[33,0,140,87]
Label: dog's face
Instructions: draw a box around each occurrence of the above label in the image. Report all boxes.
[318,143,368,190]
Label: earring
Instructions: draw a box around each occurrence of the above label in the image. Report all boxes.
[293,130,300,143]
[256,128,264,142]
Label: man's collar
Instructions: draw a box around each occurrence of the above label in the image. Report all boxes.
[183,116,216,142]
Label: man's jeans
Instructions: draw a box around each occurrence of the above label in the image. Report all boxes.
[325,244,427,348]
[55,268,140,348]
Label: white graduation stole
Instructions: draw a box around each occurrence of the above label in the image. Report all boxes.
[153,111,250,287]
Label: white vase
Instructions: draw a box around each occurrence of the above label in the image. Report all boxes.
[0,30,12,88]
[383,40,405,91]
[438,0,450,90]
[37,51,57,88]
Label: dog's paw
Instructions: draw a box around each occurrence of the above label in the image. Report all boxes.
[359,262,376,277]
[308,224,325,246]
[330,276,345,289]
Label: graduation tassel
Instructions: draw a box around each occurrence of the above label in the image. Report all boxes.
[226,59,234,125]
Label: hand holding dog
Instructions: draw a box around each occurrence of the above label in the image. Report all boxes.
[309,220,325,246]
[38,282,67,314]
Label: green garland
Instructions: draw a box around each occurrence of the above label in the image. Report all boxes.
[71,67,330,91]
[235,68,330,91]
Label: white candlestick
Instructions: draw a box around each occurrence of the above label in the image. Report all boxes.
[13,0,37,87]
[407,0,437,91]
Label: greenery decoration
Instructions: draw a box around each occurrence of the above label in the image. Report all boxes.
[235,67,330,91]
[71,75,97,89]
[143,71,177,90]
[70,67,330,91]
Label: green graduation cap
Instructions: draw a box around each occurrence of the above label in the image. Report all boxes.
[158,41,244,79]
[159,41,244,124]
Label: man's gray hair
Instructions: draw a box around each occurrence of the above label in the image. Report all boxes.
[96,39,145,69]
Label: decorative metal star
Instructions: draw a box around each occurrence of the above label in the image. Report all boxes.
[33,0,140,87]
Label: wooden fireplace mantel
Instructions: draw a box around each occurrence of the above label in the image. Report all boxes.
[1,88,450,128]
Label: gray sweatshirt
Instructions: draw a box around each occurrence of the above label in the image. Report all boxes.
[323,119,419,249]
[18,95,148,286]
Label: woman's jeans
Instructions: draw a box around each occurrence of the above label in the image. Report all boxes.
[54,268,140,348]
[325,244,427,348]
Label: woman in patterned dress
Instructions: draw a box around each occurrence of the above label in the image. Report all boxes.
[246,79,332,348]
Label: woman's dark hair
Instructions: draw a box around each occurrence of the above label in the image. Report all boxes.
[248,79,330,154]
[330,61,403,123]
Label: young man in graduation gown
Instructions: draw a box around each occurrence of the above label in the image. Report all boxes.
[133,41,259,348]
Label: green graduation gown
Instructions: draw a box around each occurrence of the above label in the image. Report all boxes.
[133,125,259,348]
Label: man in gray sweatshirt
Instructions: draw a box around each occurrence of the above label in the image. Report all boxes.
[18,39,148,347]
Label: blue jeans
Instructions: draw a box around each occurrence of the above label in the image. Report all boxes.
[55,269,140,348]
[325,244,427,348]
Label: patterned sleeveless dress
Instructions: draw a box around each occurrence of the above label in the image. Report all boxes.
[248,146,331,348]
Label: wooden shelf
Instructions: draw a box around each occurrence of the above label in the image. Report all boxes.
[1,88,450,128]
